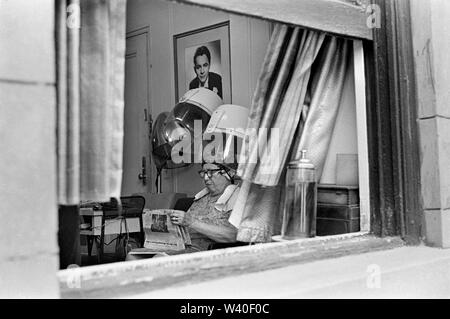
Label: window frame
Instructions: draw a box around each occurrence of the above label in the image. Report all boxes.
[58,232,404,298]
[57,0,422,296]
[363,0,422,242]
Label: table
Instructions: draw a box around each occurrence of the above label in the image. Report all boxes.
[79,207,143,262]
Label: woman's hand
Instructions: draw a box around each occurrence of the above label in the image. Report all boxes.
[169,210,193,227]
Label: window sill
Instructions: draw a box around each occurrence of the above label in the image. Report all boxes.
[58,232,404,298]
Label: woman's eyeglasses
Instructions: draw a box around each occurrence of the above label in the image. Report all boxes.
[198,169,223,178]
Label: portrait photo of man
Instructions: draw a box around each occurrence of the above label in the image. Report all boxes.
[176,23,231,103]
[188,45,223,99]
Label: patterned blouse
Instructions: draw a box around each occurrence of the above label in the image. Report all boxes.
[187,184,240,251]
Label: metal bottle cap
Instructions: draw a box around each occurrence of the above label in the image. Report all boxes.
[288,150,315,169]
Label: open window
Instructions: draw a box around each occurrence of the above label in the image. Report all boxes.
[57,0,420,297]
[74,0,370,263]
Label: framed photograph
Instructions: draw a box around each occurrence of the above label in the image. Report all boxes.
[174,21,231,104]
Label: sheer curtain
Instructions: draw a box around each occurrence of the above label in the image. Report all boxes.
[56,0,126,268]
[56,0,126,205]
[290,35,351,178]
[230,24,351,243]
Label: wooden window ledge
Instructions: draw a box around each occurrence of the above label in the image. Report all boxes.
[58,232,404,298]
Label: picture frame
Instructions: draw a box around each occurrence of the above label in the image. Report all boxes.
[174,21,231,104]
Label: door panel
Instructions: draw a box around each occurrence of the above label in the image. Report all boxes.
[122,31,152,195]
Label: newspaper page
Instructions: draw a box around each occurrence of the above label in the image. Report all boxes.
[142,209,191,252]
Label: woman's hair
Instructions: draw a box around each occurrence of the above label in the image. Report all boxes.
[203,161,237,184]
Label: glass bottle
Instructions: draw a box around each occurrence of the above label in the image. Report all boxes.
[281,150,317,239]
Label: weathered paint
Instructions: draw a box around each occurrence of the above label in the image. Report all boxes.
[170,0,373,40]
[364,0,422,243]
[58,233,404,298]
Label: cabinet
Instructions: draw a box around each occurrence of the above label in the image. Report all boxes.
[316,185,360,236]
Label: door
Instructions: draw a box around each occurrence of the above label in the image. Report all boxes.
[122,29,153,195]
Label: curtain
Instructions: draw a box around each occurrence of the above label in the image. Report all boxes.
[290,35,351,178]
[237,25,326,185]
[56,0,127,205]
[230,24,351,242]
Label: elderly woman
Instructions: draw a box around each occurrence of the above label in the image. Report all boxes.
[126,162,240,260]
[171,162,240,251]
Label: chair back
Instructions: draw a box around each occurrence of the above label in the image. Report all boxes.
[173,197,195,212]
[133,192,187,210]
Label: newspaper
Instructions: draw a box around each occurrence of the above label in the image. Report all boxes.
[142,209,191,252]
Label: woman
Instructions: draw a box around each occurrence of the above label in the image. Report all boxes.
[126,162,240,260]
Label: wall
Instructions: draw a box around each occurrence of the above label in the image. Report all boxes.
[126,0,358,195]
[126,0,271,195]
[0,0,59,297]
[411,0,450,247]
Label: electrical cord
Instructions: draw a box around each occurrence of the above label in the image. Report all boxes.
[88,216,123,231]
[82,196,136,258]
[104,234,120,246]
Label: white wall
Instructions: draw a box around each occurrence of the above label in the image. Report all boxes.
[0,0,59,298]
[127,0,271,195]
